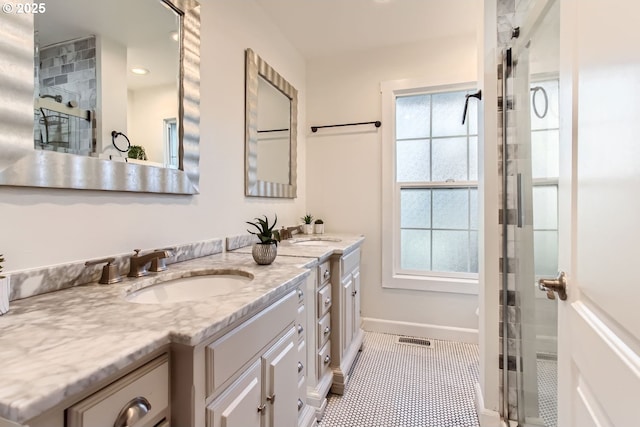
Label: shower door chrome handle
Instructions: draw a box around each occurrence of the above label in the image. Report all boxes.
[538,271,568,301]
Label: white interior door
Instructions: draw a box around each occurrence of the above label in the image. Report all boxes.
[557,0,640,425]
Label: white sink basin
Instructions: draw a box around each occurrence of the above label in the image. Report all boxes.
[290,238,342,246]
[126,273,253,304]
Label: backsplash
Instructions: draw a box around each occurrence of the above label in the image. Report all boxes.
[8,238,224,301]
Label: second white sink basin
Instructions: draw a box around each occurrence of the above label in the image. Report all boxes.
[126,273,254,304]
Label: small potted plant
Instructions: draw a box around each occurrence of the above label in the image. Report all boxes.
[128,145,148,160]
[0,254,8,315]
[314,218,325,234]
[247,215,281,265]
[301,214,314,235]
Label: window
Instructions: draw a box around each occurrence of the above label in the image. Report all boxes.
[164,118,179,169]
[382,80,479,293]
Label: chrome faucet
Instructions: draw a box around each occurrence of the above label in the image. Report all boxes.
[127,249,172,278]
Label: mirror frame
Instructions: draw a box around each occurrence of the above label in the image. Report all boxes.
[0,0,200,194]
[245,48,297,198]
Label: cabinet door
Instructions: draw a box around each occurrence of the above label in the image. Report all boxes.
[341,275,354,355]
[263,327,298,427]
[352,268,361,340]
[207,359,262,427]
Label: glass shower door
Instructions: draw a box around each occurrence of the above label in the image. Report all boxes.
[504,0,560,426]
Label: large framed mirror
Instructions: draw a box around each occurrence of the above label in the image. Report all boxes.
[245,48,297,198]
[0,0,200,194]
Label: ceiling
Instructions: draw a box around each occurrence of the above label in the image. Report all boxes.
[254,0,480,59]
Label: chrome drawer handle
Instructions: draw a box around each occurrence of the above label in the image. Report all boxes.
[324,355,331,365]
[323,326,330,335]
[298,399,304,411]
[266,394,276,403]
[352,290,358,296]
[257,404,266,413]
[297,324,304,334]
[323,270,330,279]
[114,396,151,427]
[324,297,331,306]
[297,288,304,298]
[298,361,304,373]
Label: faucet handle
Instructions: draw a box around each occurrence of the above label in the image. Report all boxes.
[133,249,142,256]
[85,257,122,285]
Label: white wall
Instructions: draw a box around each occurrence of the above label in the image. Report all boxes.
[97,35,128,156]
[0,0,307,272]
[305,35,480,340]
[128,84,178,165]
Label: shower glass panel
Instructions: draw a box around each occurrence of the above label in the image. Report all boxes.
[504,0,559,426]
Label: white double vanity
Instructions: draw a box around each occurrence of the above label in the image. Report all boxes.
[0,234,364,427]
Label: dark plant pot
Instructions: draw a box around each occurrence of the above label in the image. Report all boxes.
[252,243,277,265]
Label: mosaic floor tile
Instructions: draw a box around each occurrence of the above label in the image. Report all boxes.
[319,332,481,427]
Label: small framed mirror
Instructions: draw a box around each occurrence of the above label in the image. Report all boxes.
[245,48,297,198]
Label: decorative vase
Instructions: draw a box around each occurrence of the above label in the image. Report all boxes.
[302,224,313,235]
[252,243,277,265]
[0,276,9,316]
[314,223,325,234]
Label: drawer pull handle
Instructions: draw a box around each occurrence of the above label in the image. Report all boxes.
[297,288,304,298]
[324,270,330,279]
[114,396,152,427]
[298,398,304,411]
[352,290,358,296]
[324,326,331,335]
[266,394,276,403]
[257,403,266,413]
[324,355,331,365]
[297,324,304,334]
[325,297,331,306]
[298,361,304,373]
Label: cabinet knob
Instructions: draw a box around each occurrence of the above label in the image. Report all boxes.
[325,297,331,306]
[114,396,152,427]
[266,394,276,403]
[324,326,331,335]
[324,355,331,365]
[298,361,304,373]
[352,290,358,296]
[298,398,304,411]
[297,324,304,334]
[297,288,304,298]
[323,270,330,279]
[257,404,266,413]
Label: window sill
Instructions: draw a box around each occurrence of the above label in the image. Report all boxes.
[382,274,479,295]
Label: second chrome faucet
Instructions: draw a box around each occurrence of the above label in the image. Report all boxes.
[127,249,172,278]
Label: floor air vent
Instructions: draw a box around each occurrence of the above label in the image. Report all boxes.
[396,336,433,348]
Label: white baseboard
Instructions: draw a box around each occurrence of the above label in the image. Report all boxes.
[361,317,478,344]
[474,383,502,427]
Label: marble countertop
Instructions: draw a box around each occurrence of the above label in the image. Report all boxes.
[0,252,308,424]
[0,234,365,424]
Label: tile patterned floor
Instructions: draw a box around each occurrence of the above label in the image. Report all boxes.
[537,358,557,427]
[319,332,481,427]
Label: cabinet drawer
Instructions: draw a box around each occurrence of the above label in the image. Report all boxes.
[66,355,169,427]
[206,290,297,396]
[296,304,305,340]
[317,284,332,317]
[317,313,331,349]
[317,341,332,380]
[341,248,361,277]
[317,260,331,286]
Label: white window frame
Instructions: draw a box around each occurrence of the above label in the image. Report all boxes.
[381,79,479,294]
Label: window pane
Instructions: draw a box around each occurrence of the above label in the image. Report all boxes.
[396,139,430,182]
[533,185,558,229]
[432,230,469,273]
[432,137,467,181]
[531,130,559,179]
[470,188,478,230]
[432,189,469,229]
[432,91,467,137]
[534,230,558,276]
[470,231,478,273]
[530,80,559,131]
[469,136,478,180]
[401,229,431,271]
[401,189,431,229]
[396,95,430,139]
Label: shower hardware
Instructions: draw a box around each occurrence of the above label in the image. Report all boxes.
[538,271,568,300]
[530,86,549,118]
[310,120,381,133]
[40,94,62,103]
[461,90,481,125]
